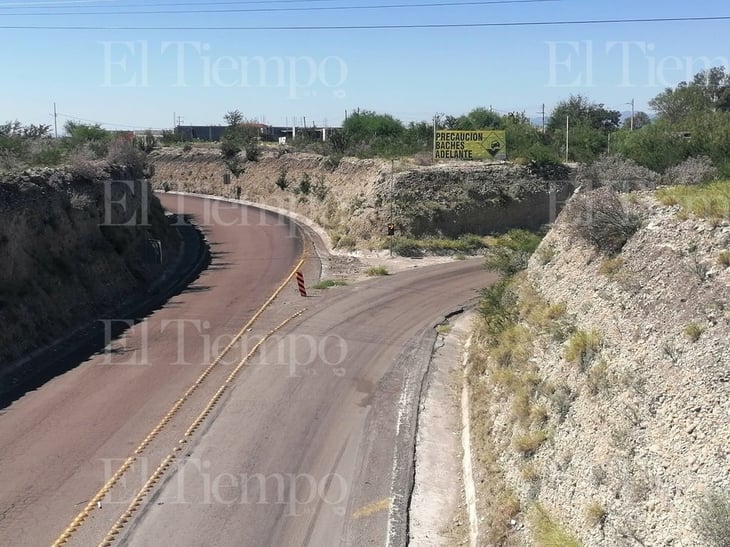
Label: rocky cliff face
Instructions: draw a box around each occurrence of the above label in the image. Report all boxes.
[0,167,179,368]
[149,147,572,244]
[468,190,730,545]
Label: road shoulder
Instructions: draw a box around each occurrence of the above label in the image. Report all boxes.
[409,311,475,546]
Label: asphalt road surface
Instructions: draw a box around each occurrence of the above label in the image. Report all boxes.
[0,194,493,547]
[0,195,302,546]
[119,260,492,547]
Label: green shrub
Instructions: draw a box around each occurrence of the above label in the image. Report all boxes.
[335,234,356,250]
[484,230,543,276]
[365,266,389,276]
[298,172,311,195]
[529,504,581,547]
[513,430,548,456]
[311,175,329,201]
[599,256,625,276]
[656,180,730,219]
[478,279,518,338]
[684,322,704,342]
[313,279,348,289]
[565,329,602,369]
[387,235,487,257]
[275,168,289,190]
[391,238,423,257]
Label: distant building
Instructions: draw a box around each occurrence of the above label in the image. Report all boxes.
[174,124,339,142]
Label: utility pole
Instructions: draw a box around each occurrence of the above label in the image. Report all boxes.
[541,103,546,134]
[630,98,635,131]
[565,115,570,163]
[433,113,441,160]
[53,102,58,138]
[390,159,394,258]
[433,115,436,159]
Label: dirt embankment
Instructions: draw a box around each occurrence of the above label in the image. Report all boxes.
[149,147,573,246]
[0,167,179,368]
[468,191,730,545]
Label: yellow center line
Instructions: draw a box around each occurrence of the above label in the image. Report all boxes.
[51,247,309,547]
[352,498,392,520]
[99,309,306,547]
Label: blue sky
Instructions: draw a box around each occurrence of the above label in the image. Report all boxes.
[1,0,729,131]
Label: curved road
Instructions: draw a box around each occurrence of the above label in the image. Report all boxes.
[119,260,493,546]
[0,193,493,547]
[0,195,302,546]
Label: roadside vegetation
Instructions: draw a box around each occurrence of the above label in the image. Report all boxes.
[384,234,487,257]
[365,266,389,276]
[7,66,730,184]
[312,279,348,289]
[656,180,730,220]
[0,120,152,176]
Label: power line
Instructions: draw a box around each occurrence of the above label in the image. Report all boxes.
[0,0,340,7]
[56,111,164,130]
[0,0,561,15]
[1,15,729,30]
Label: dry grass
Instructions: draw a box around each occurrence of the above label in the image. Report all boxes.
[718,250,730,267]
[585,501,608,528]
[565,329,602,369]
[529,503,581,547]
[599,256,625,276]
[517,280,567,330]
[684,322,705,342]
[312,279,348,289]
[365,265,389,276]
[467,335,523,545]
[586,358,610,395]
[656,180,730,219]
[513,430,549,456]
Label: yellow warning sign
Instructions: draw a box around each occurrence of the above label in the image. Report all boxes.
[434,130,506,160]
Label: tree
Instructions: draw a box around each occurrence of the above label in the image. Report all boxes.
[547,95,620,162]
[548,95,620,133]
[649,67,730,123]
[342,110,404,143]
[622,111,651,130]
[502,114,550,161]
[649,83,713,123]
[63,121,111,158]
[220,110,260,176]
[454,107,503,130]
[64,121,110,142]
[223,109,244,127]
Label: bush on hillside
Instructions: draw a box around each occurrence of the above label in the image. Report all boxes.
[662,156,719,186]
[564,188,641,254]
[576,154,660,192]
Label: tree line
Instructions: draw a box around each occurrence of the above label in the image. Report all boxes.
[323,66,730,176]
[3,66,730,177]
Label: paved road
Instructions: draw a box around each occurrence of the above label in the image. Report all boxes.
[0,195,302,546]
[0,192,494,547]
[119,259,494,547]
